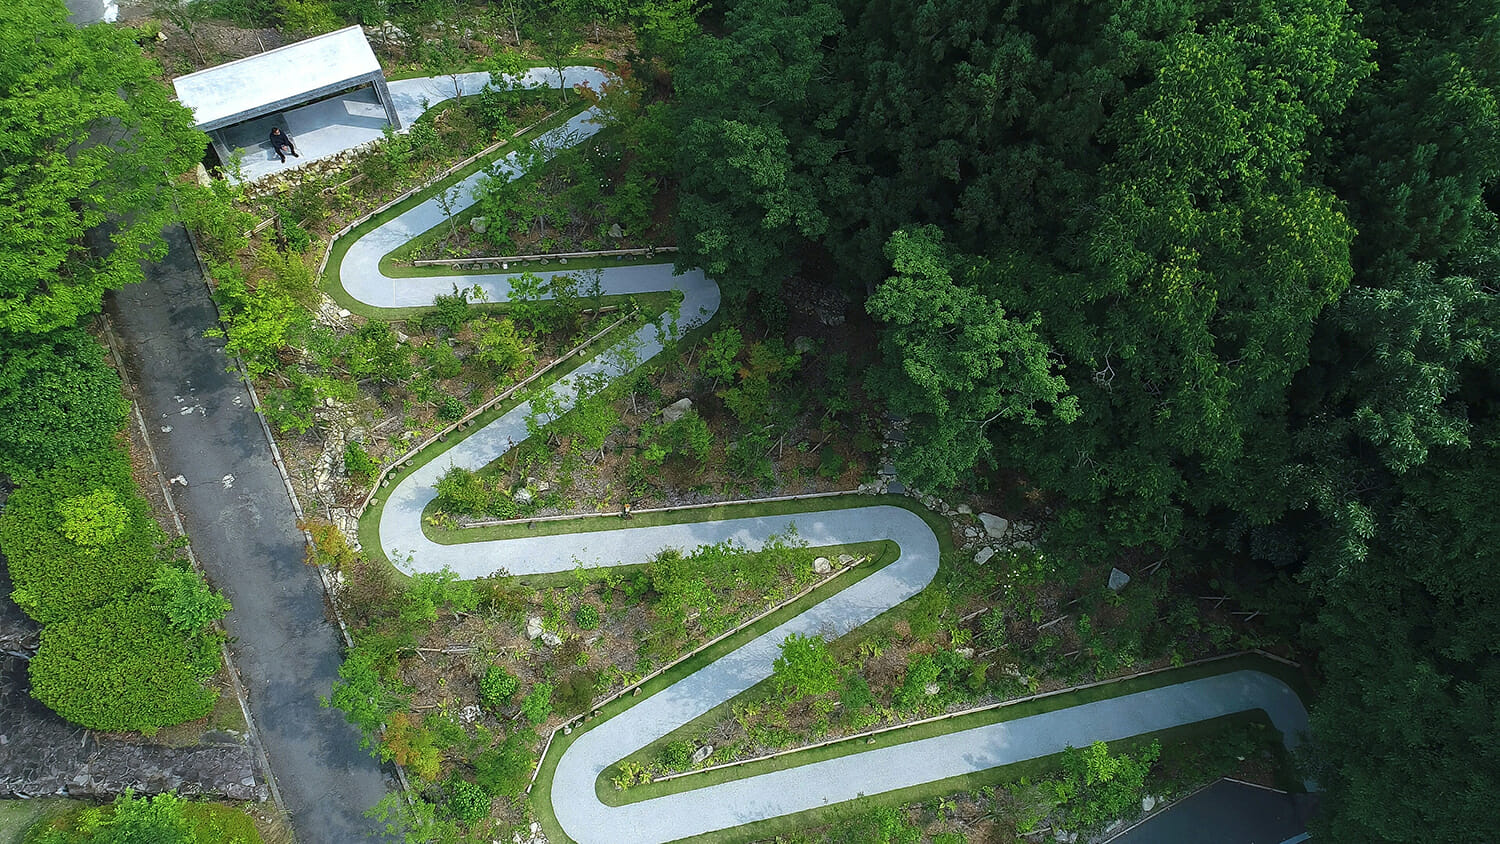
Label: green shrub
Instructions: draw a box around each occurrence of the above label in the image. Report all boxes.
[24,791,214,844]
[838,673,876,722]
[574,604,600,630]
[893,654,941,712]
[1049,740,1161,832]
[423,285,472,333]
[261,372,318,434]
[818,449,847,480]
[0,328,129,480]
[433,466,490,515]
[343,440,377,481]
[473,729,535,797]
[423,342,463,379]
[0,448,166,624]
[281,220,311,253]
[486,494,519,520]
[772,632,841,703]
[521,682,553,725]
[660,739,694,770]
[554,670,598,716]
[437,394,466,420]
[443,777,491,824]
[149,564,232,633]
[29,594,217,733]
[469,315,529,373]
[478,666,519,712]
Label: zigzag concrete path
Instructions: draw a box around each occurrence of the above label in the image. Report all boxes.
[338,69,1310,843]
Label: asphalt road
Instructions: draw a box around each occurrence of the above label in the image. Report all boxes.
[106,225,397,843]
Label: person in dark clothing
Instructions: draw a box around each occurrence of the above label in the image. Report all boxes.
[269,127,298,163]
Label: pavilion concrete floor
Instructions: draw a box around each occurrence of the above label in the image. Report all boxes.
[222,86,391,183]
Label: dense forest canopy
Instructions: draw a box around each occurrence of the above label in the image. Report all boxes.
[673,0,1500,838]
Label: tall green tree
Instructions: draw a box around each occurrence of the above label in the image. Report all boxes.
[672,0,851,303]
[0,1,205,334]
[867,227,1076,489]
[1326,0,1500,274]
[1305,433,1500,841]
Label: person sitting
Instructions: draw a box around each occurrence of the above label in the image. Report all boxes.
[268,127,299,163]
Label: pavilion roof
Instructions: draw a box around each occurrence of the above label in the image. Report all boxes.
[172,26,383,131]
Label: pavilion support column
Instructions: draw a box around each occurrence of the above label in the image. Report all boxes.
[209,130,234,171]
[370,71,402,131]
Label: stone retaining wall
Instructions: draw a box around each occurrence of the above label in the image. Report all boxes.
[0,656,265,801]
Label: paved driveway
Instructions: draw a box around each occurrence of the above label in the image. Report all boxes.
[107,225,397,843]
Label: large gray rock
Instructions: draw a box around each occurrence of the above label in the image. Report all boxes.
[974,546,997,566]
[691,744,714,764]
[469,216,489,234]
[526,616,544,640]
[1108,567,1131,592]
[514,487,534,506]
[812,557,832,574]
[662,397,694,423]
[979,513,1010,539]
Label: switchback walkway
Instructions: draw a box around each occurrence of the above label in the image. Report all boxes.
[332,68,1312,843]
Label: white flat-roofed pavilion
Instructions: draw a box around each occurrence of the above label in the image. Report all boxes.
[172,26,402,180]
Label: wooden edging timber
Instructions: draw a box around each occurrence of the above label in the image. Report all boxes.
[413,246,679,267]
